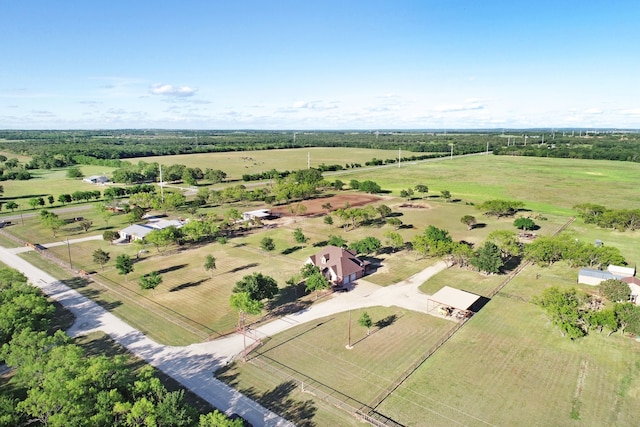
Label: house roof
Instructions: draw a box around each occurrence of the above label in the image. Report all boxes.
[147,219,186,229]
[309,246,364,279]
[429,286,481,311]
[578,268,624,281]
[120,224,154,239]
[621,276,640,286]
[607,265,636,277]
[243,209,271,218]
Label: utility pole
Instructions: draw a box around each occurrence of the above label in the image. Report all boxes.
[346,310,353,349]
[398,148,401,168]
[450,144,453,160]
[159,164,164,203]
[66,239,72,269]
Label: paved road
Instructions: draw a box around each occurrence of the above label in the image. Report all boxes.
[1,235,448,425]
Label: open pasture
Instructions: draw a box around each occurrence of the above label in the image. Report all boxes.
[125,147,423,181]
[377,285,640,426]
[0,165,117,207]
[339,155,640,214]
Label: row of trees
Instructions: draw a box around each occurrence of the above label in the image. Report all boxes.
[535,284,640,339]
[0,267,243,426]
[574,203,640,231]
[523,234,625,268]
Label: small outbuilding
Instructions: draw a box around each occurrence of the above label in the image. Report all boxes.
[427,286,481,319]
[242,209,271,222]
[83,175,109,184]
[578,264,634,286]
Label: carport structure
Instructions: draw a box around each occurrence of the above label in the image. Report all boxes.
[427,286,481,319]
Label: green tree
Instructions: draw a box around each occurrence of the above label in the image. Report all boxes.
[233,272,279,301]
[66,166,84,179]
[92,249,110,270]
[349,236,381,255]
[586,308,618,335]
[115,254,134,280]
[359,180,382,193]
[323,215,334,226]
[40,211,65,237]
[79,219,93,232]
[300,263,320,278]
[327,234,347,248]
[5,201,18,212]
[470,241,503,274]
[145,226,182,252]
[441,190,452,201]
[460,215,477,230]
[102,230,120,244]
[614,302,640,335]
[293,228,307,246]
[383,230,404,252]
[414,184,428,198]
[204,254,217,278]
[534,286,587,339]
[487,230,521,259]
[305,272,330,299]
[600,279,631,303]
[139,271,163,294]
[400,188,414,200]
[514,217,536,231]
[229,292,263,351]
[199,410,244,427]
[477,199,524,217]
[376,204,392,220]
[47,195,55,205]
[260,236,276,254]
[386,217,403,229]
[358,311,373,335]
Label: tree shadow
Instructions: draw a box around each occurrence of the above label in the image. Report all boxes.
[169,278,208,292]
[472,223,487,229]
[62,276,92,290]
[375,314,398,329]
[226,263,259,274]
[256,380,317,427]
[313,240,328,247]
[157,263,187,274]
[281,246,302,255]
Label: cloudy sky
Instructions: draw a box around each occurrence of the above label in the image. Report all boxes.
[1,1,639,130]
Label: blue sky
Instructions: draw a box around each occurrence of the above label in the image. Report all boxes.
[1,1,639,129]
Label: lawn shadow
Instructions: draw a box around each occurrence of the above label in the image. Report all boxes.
[157,263,187,274]
[169,278,208,292]
[226,263,259,274]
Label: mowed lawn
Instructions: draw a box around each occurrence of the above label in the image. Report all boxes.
[217,307,452,426]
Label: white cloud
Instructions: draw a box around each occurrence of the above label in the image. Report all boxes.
[150,84,196,97]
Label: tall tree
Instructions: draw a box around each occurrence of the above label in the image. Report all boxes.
[92,249,110,270]
[260,236,276,254]
[293,228,308,246]
[460,215,477,230]
[204,255,217,278]
[115,254,134,281]
[233,272,279,301]
[305,272,330,299]
[358,311,373,335]
[470,241,503,274]
[600,279,631,303]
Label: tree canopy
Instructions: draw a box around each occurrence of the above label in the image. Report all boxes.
[233,272,279,301]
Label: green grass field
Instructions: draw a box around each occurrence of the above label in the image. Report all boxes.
[3,150,640,426]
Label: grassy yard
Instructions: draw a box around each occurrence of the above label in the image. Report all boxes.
[217,307,452,427]
[378,285,640,426]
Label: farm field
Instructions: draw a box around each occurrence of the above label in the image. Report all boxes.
[125,147,425,181]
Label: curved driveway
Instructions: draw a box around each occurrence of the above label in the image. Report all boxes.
[0,241,447,426]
